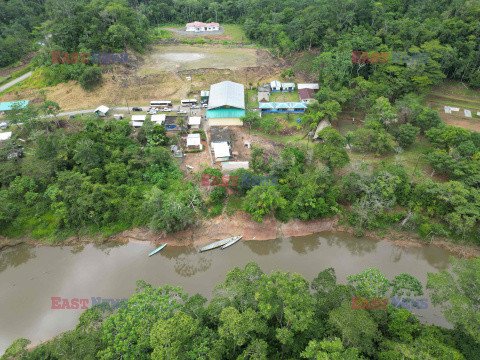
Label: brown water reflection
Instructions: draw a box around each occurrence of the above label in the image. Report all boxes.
[0,232,454,354]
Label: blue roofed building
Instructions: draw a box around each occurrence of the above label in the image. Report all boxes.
[0,100,29,112]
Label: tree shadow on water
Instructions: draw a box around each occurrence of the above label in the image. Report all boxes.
[0,245,37,273]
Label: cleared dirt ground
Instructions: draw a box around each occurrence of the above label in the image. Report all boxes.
[0,44,290,111]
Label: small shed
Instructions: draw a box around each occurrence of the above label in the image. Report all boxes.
[213,141,230,162]
[95,105,109,117]
[151,114,166,125]
[186,133,202,149]
[132,114,146,127]
[298,83,319,90]
[299,88,315,103]
[270,80,282,91]
[281,83,295,92]
[188,116,201,129]
[201,90,210,101]
[221,161,249,174]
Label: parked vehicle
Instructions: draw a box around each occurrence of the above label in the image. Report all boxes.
[132,107,142,111]
[177,110,187,114]
[0,121,8,130]
[202,103,208,108]
[147,109,157,115]
[163,107,172,112]
[191,105,199,109]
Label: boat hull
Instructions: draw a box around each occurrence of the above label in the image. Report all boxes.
[148,244,167,257]
[199,237,235,252]
[221,236,243,249]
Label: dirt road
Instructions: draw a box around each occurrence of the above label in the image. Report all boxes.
[0,71,33,93]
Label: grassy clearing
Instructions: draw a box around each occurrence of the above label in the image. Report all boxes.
[269,91,299,102]
[261,112,303,127]
[222,24,248,43]
[293,52,319,73]
[225,194,243,215]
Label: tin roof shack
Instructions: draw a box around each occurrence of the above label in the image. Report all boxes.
[188,116,201,129]
[151,114,166,125]
[298,88,316,104]
[165,116,187,131]
[213,142,231,162]
[201,90,210,101]
[131,114,146,127]
[297,83,319,90]
[95,105,109,117]
[281,83,295,92]
[186,133,202,150]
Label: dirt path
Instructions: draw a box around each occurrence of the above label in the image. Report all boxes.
[0,71,32,92]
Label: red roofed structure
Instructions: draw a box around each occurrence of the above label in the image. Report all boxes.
[186,21,220,32]
[298,88,316,103]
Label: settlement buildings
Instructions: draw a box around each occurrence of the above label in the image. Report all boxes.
[95,105,109,117]
[298,83,319,104]
[186,21,220,32]
[206,81,245,126]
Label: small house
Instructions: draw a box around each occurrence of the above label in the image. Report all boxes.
[95,105,109,117]
[188,116,201,129]
[151,114,166,125]
[281,83,295,92]
[270,80,282,91]
[131,114,146,127]
[299,88,316,104]
[186,21,220,32]
[258,85,270,102]
[186,133,202,149]
[213,141,230,162]
[0,131,12,142]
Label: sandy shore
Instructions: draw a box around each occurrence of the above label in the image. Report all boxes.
[1,212,479,258]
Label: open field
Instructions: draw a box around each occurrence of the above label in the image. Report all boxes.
[426,80,480,131]
[0,43,297,112]
[139,45,260,74]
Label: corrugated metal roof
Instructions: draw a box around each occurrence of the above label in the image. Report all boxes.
[95,105,109,114]
[0,100,29,111]
[188,116,201,125]
[206,108,245,119]
[0,131,12,141]
[298,83,319,90]
[151,114,166,124]
[132,115,146,121]
[208,81,245,110]
[213,142,230,158]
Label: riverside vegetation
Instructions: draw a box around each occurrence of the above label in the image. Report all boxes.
[2,258,479,360]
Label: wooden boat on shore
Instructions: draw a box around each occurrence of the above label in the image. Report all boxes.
[148,243,167,257]
[221,236,243,249]
[199,237,236,252]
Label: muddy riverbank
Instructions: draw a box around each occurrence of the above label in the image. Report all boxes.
[1,212,479,258]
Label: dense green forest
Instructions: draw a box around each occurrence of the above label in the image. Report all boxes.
[2,258,479,360]
[1,0,479,88]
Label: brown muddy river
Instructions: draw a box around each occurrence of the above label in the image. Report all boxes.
[0,232,454,354]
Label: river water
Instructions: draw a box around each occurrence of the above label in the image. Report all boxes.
[0,232,454,354]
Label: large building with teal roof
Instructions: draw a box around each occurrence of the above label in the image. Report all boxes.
[206,81,245,126]
[0,100,29,112]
